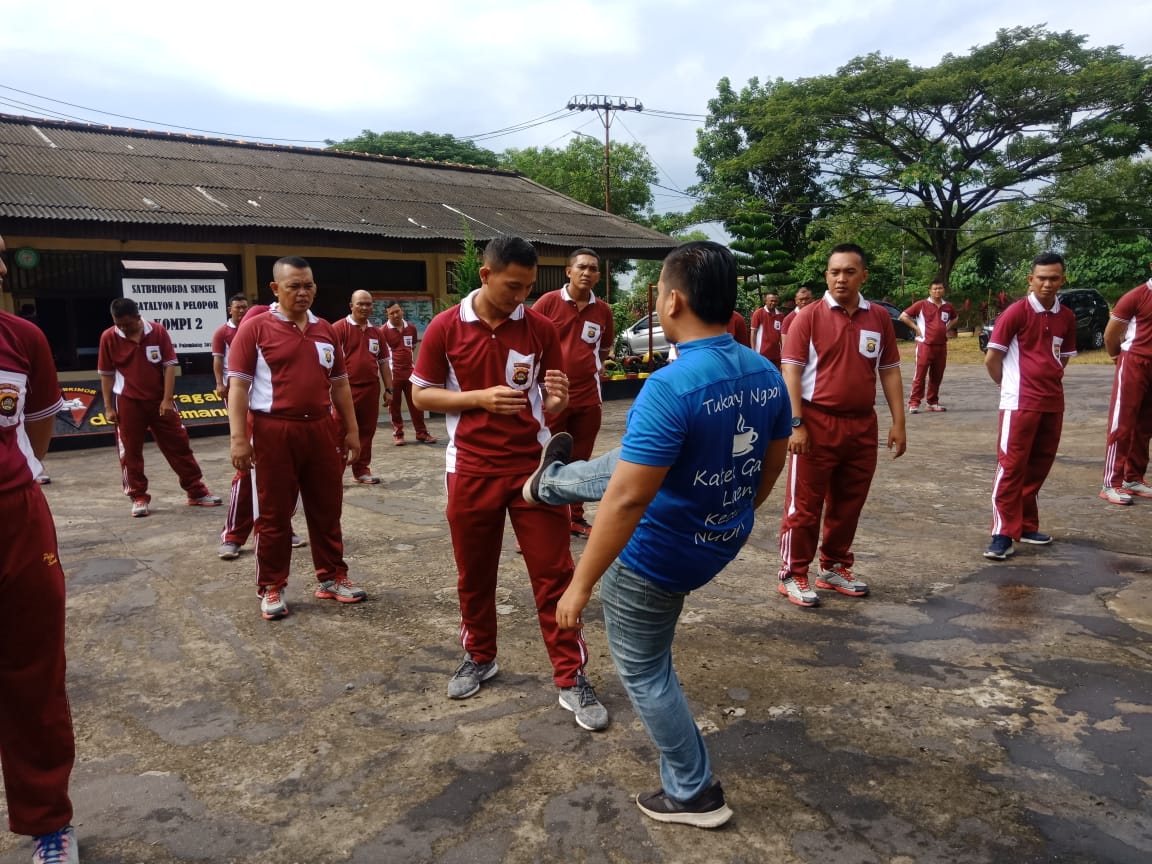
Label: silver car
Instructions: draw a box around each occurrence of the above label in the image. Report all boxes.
[619,314,670,356]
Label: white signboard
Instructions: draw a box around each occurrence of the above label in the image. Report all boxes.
[121,278,226,353]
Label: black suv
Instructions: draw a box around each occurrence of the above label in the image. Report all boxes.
[979,288,1111,352]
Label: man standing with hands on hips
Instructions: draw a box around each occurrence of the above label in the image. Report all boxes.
[900,280,958,413]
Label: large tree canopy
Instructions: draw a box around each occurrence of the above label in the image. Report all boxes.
[327,130,500,168]
[695,26,1152,283]
[499,137,658,222]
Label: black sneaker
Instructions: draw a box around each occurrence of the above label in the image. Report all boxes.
[1019,531,1052,545]
[522,433,573,504]
[636,782,733,828]
[983,534,1014,561]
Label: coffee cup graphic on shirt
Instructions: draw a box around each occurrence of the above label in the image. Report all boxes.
[732,413,759,456]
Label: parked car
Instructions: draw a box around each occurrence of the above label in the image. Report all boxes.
[618,314,670,356]
[978,288,1110,352]
[873,300,916,341]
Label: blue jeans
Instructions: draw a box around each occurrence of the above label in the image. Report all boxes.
[535,447,620,506]
[600,559,713,801]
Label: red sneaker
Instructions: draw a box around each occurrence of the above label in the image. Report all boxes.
[416,432,439,444]
[570,518,593,538]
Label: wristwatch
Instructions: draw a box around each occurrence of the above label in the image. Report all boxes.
[791,416,803,428]
[385,388,393,393]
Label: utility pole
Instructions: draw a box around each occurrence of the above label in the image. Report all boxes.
[566,95,644,304]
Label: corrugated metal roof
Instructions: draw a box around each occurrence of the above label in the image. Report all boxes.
[0,114,676,254]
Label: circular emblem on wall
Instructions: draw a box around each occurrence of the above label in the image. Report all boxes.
[14,248,40,269]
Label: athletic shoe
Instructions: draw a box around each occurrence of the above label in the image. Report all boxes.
[908,404,920,414]
[291,533,307,548]
[416,432,439,444]
[260,584,289,620]
[927,404,946,412]
[32,825,78,864]
[36,472,51,485]
[1019,531,1052,545]
[1099,486,1133,506]
[1122,480,1152,498]
[131,498,150,518]
[217,542,241,560]
[188,494,222,507]
[558,674,609,731]
[447,654,499,699]
[983,535,1014,560]
[569,518,593,538]
[522,432,574,504]
[315,574,367,603]
[393,436,405,446]
[815,563,869,596]
[636,783,733,829]
[778,575,819,607]
[354,474,381,485]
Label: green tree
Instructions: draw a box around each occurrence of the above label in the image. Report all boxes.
[498,137,657,222]
[327,130,500,167]
[696,26,1152,284]
[448,222,482,303]
[692,76,826,259]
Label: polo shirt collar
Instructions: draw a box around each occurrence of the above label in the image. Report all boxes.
[560,284,597,305]
[821,293,872,312]
[460,289,525,323]
[226,320,238,330]
[1027,292,1062,314]
[115,319,154,339]
[269,302,319,324]
[385,318,407,330]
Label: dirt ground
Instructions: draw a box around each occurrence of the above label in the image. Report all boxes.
[2,357,1150,864]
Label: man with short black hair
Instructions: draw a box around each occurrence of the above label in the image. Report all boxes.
[779,286,814,347]
[984,252,1077,559]
[554,240,790,827]
[412,235,608,731]
[777,244,906,606]
[531,247,614,537]
[227,257,366,619]
[211,293,250,399]
[900,280,958,412]
[750,289,785,368]
[98,297,220,517]
[383,302,436,445]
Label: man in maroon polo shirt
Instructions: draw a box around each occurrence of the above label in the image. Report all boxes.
[98,298,220,518]
[211,293,249,398]
[383,302,436,446]
[0,235,80,863]
[531,247,614,537]
[227,257,365,621]
[777,244,906,607]
[779,286,814,347]
[332,290,393,484]
[900,280,958,412]
[1100,271,1152,505]
[412,235,608,732]
[750,289,785,368]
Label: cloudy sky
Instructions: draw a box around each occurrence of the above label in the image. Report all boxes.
[2,0,1150,221]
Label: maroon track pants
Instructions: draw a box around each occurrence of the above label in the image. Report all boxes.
[114,394,209,502]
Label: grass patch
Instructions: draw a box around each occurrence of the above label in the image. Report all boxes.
[900,333,1114,366]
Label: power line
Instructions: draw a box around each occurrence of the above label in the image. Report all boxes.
[0,83,331,143]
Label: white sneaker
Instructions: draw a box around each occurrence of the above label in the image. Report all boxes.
[777,574,819,607]
[260,584,289,620]
[1121,480,1152,499]
[131,498,150,517]
[1099,486,1133,506]
[32,825,78,864]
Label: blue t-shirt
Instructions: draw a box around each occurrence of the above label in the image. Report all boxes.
[619,333,791,592]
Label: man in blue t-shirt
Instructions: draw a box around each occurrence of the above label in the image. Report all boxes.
[548,241,791,828]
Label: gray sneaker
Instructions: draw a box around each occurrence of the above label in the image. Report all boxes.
[1122,479,1152,498]
[218,542,241,560]
[291,532,307,548]
[558,674,609,731]
[447,654,499,699]
[523,432,574,504]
